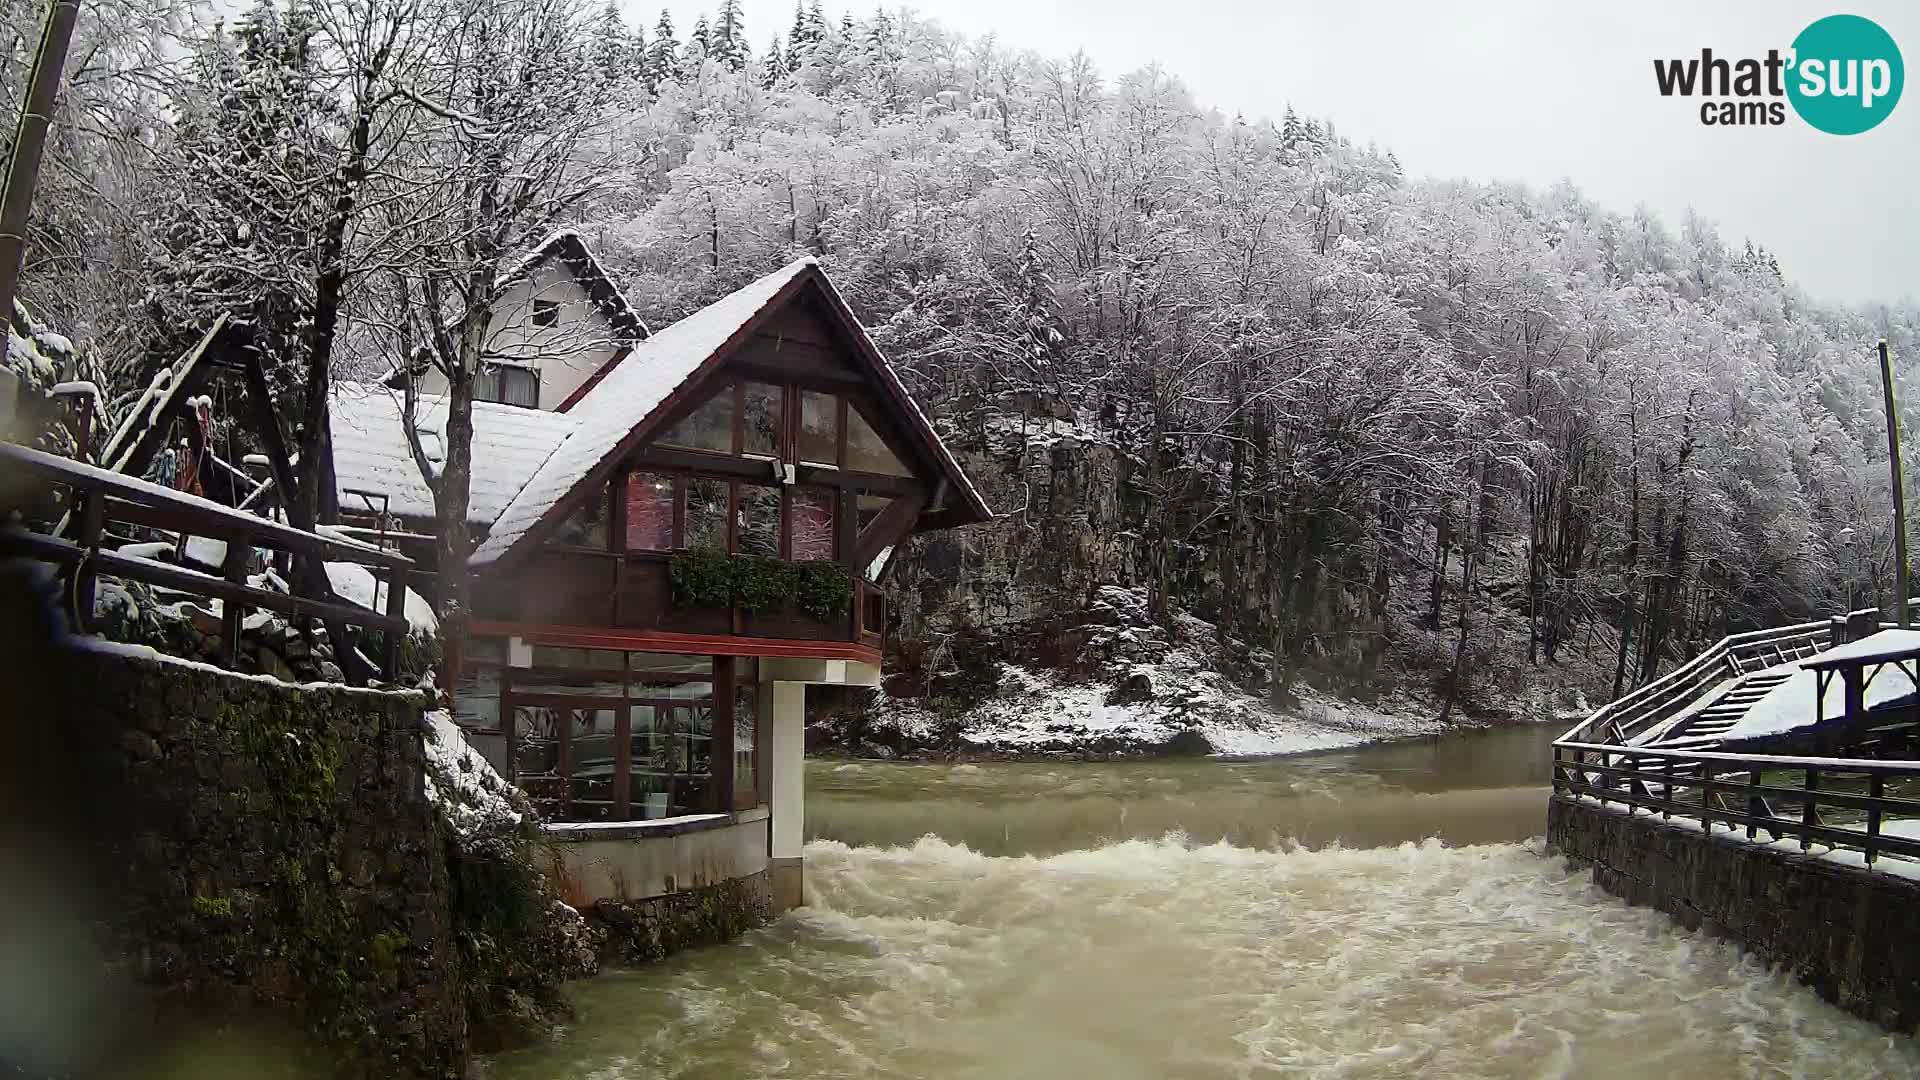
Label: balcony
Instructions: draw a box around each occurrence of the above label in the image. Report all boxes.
[472,545,887,660]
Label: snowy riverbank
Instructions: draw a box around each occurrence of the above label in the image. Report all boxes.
[848,652,1470,760]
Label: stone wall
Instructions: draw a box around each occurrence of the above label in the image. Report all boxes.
[592,872,774,965]
[1547,795,1920,1034]
[78,643,468,1077]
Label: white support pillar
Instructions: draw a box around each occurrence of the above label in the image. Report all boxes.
[768,679,806,909]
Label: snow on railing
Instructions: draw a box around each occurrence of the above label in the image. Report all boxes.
[1553,739,1920,871]
[1558,620,1833,747]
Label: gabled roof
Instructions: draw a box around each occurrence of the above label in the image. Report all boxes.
[381,229,647,388]
[470,257,991,568]
[331,381,577,523]
[496,229,650,343]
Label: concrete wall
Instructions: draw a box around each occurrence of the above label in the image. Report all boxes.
[1548,795,1920,1034]
[541,809,769,904]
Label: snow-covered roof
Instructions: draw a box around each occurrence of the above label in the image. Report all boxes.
[1716,629,1920,742]
[471,258,818,564]
[470,257,992,567]
[330,381,578,524]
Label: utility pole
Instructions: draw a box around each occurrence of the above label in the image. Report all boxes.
[0,0,82,325]
[1880,340,1910,628]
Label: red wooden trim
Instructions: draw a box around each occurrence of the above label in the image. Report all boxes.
[470,620,883,665]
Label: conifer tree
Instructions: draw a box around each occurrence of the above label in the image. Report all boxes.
[787,0,808,65]
[146,0,340,403]
[688,13,711,64]
[763,36,784,87]
[711,0,748,70]
[648,10,681,84]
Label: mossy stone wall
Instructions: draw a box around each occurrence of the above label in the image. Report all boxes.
[83,646,467,1078]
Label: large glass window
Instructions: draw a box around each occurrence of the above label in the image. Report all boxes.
[475,649,729,823]
[742,382,781,458]
[799,391,839,466]
[685,478,729,549]
[626,471,674,551]
[552,483,609,547]
[734,657,759,809]
[736,484,782,557]
[791,488,836,559]
[847,407,911,476]
[658,382,734,453]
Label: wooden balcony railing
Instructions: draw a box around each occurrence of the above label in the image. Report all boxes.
[476,545,888,654]
[0,441,416,682]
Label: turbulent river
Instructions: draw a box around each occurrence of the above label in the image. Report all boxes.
[487,724,1919,1079]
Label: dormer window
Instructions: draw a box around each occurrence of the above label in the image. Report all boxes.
[476,362,539,408]
[532,298,561,328]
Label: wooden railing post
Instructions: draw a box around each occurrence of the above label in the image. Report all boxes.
[1866,772,1885,865]
[380,566,407,681]
[72,486,104,631]
[1699,761,1715,834]
[1801,768,1820,851]
[1746,768,1763,840]
[220,534,250,667]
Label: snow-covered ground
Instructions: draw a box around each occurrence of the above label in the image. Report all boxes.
[871,648,1449,758]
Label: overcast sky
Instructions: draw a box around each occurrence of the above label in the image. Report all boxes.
[644,0,1917,308]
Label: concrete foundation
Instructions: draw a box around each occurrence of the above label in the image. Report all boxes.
[540,808,770,904]
[770,856,805,911]
[1548,795,1920,1035]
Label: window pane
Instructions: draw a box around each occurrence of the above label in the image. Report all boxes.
[569,708,619,821]
[792,488,835,560]
[630,704,672,819]
[800,391,838,466]
[658,383,733,453]
[685,478,728,550]
[743,382,781,458]
[733,668,758,807]
[857,493,890,531]
[502,366,539,408]
[628,652,712,674]
[625,471,674,551]
[531,646,625,671]
[552,483,609,547]
[847,407,911,476]
[453,665,501,732]
[737,484,781,557]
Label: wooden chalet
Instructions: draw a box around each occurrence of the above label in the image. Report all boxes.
[333,251,989,909]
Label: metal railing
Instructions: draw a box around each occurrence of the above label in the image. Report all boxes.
[1553,740,1920,867]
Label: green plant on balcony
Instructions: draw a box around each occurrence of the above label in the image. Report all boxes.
[668,547,852,622]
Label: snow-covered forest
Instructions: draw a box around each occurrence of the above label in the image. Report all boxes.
[7,0,1919,718]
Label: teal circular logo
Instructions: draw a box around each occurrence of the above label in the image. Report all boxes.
[1788,14,1903,134]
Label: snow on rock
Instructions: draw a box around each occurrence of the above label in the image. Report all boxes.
[421,709,529,840]
[871,649,1446,759]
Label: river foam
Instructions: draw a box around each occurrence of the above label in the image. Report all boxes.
[490,835,1920,1079]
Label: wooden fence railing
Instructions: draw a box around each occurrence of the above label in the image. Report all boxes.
[1553,739,1920,867]
[1559,621,1836,746]
[0,441,416,682]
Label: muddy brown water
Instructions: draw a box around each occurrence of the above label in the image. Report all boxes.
[485,723,1920,1079]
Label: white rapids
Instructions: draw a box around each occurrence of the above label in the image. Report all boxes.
[491,834,1917,1079]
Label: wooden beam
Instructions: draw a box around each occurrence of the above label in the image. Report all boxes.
[852,491,926,569]
[220,535,249,665]
[468,619,883,665]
